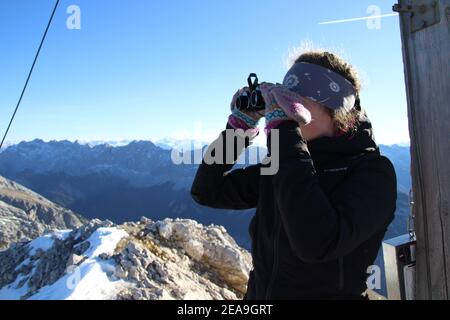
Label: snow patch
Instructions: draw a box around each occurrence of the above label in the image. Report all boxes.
[27,230,71,256]
[0,274,30,300]
[29,227,129,300]
[1,227,130,300]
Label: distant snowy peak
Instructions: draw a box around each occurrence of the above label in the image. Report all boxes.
[155,138,209,151]
[3,138,209,151]
[3,139,411,151]
[3,139,156,150]
[77,140,134,148]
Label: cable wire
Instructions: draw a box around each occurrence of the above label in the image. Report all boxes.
[0,0,60,150]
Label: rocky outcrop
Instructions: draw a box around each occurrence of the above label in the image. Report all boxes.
[0,218,252,300]
[0,176,86,250]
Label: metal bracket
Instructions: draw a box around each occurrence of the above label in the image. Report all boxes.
[393,1,441,33]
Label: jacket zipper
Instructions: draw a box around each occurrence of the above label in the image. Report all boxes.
[265,217,282,300]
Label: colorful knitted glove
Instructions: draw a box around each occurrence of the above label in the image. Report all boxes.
[259,83,312,134]
[228,87,263,138]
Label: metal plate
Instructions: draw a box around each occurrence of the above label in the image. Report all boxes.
[411,1,441,33]
[393,1,442,33]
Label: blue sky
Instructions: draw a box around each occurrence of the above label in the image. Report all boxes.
[0,0,409,145]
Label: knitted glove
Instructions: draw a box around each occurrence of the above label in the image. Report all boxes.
[259,83,312,134]
[227,87,263,138]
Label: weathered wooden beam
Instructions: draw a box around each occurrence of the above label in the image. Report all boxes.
[395,0,450,300]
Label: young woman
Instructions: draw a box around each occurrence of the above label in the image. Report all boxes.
[191,51,397,300]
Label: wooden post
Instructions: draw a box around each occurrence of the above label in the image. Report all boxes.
[395,0,450,299]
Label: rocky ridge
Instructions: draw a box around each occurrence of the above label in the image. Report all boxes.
[0,217,252,300]
[0,176,86,250]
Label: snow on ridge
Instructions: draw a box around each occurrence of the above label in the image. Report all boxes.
[29,227,129,300]
[0,219,252,301]
[0,226,129,300]
[27,230,71,256]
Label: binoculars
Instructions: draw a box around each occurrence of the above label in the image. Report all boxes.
[235,74,266,112]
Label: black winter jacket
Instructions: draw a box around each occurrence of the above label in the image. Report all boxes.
[191,111,397,300]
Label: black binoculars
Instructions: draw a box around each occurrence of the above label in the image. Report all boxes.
[236,74,266,112]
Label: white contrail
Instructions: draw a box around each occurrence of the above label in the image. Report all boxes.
[319,13,398,25]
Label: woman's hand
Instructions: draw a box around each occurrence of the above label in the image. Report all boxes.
[260,83,312,133]
[228,87,263,137]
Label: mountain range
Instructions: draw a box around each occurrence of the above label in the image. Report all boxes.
[0,139,258,249]
[0,138,412,297]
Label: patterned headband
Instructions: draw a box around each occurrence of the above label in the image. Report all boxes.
[282,62,357,112]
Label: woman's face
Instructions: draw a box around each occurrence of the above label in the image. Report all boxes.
[297,97,335,142]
